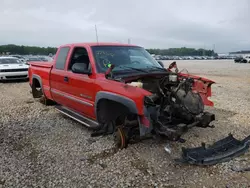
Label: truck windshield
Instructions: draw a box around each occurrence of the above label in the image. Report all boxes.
[91,46,163,73]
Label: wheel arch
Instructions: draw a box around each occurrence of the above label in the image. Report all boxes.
[32,75,43,88]
[31,74,44,98]
[95,91,138,123]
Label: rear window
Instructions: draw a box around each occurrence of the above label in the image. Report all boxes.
[55,47,70,70]
[0,58,22,64]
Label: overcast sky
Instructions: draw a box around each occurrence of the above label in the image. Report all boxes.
[0,0,249,53]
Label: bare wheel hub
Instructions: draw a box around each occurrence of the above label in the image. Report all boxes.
[113,127,128,149]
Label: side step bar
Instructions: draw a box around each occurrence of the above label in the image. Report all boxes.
[55,105,99,129]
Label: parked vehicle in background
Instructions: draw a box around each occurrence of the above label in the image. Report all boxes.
[243,55,250,63]
[38,56,53,62]
[0,57,29,80]
[10,55,27,63]
[25,56,53,63]
[234,56,248,63]
[26,56,43,63]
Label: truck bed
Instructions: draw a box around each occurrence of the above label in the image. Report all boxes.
[28,61,53,99]
[28,61,53,68]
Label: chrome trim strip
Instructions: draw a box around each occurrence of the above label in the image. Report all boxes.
[51,89,93,107]
[62,106,98,125]
[56,108,91,127]
[43,86,50,90]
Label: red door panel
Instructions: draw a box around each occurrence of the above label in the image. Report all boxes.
[66,72,96,119]
[50,69,72,108]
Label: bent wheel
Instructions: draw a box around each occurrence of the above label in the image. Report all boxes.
[113,127,128,149]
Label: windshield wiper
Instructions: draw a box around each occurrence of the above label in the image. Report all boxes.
[146,66,167,71]
[117,65,150,73]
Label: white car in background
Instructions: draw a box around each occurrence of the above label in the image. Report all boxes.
[0,57,29,80]
[244,55,250,63]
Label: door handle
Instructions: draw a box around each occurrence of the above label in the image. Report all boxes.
[64,76,69,82]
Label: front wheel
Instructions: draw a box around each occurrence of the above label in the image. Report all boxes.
[113,126,128,149]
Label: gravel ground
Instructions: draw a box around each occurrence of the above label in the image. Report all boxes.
[1,60,250,188]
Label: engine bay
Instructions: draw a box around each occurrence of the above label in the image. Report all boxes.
[126,71,215,141]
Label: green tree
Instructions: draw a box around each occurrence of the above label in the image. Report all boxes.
[0,44,57,55]
[146,47,217,56]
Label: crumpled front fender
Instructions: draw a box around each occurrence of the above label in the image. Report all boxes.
[179,73,215,106]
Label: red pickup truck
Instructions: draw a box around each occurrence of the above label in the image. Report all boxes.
[28,43,215,149]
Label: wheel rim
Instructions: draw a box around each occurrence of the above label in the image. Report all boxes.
[113,127,127,149]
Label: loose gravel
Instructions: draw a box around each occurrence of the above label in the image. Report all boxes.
[1,60,250,188]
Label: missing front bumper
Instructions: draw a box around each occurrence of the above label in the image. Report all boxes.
[152,111,215,141]
[175,133,250,166]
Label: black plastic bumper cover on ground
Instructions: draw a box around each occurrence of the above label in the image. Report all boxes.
[175,133,250,166]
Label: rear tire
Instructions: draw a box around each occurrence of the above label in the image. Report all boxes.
[39,95,55,106]
[32,79,55,106]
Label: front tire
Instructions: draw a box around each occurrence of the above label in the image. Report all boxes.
[113,126,128,149]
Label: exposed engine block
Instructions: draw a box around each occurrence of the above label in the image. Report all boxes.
[127,72,215,140]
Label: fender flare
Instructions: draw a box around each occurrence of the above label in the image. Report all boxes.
[94,91,138,117]
[32,74,44,94]
[32,74,42,85]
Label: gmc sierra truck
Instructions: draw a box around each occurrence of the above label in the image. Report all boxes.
[28,43,215,149]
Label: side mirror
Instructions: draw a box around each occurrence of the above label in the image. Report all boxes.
[157,61,164,68]
[72,63,91,75]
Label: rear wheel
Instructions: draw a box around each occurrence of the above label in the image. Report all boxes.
[39,95,55,105]
[32,78,55,106]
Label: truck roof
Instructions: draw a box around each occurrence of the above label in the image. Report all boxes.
[60,42,140,48]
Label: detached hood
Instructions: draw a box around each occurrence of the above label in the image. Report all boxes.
[0,64,29,70]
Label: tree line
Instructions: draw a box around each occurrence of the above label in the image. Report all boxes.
[147,47,217,56]
[0,44,57,55]
[0,44,217,56]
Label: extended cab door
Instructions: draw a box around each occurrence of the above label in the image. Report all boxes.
[50,46,73,108]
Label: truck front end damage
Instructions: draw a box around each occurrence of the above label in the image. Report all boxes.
[93,61,216,148]
[135,65,215,141]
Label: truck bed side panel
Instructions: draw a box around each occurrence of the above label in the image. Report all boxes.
[29,62,53,100]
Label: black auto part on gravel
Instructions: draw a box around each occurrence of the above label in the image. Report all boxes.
[175,133,250,166]
[231,166,250,172]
